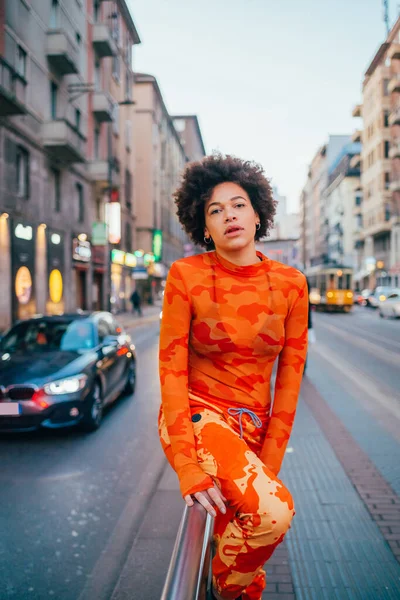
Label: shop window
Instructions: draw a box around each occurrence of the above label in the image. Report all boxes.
[16,146,30,198]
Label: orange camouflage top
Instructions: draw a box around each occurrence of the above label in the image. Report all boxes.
[159,250,308,498]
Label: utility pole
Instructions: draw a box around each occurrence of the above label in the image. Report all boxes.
[383,0,390,36]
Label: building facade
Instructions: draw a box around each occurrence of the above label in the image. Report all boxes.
[352,16,400,288]
[0,0,140,330]
[133,73,188,300]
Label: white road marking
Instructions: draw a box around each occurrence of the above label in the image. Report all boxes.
[310,342,400,422]
[315,320,400,366]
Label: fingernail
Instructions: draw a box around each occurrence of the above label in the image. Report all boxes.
[211,511,217,518]
[221,508,226,514]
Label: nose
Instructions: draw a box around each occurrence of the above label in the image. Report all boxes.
[224,212,237,222]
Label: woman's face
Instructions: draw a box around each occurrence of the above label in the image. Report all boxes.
[204,182,260,253]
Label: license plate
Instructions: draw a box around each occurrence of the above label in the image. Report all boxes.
[0,403,21,416]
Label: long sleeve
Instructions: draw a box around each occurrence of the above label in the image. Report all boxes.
[159,262,214,498]
[260,275,308,475]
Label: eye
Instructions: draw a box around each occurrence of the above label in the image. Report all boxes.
[210,208,220,215]
[235,203,245,209]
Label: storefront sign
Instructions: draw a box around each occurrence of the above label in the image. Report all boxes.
[152,230,163,262]
[15,266,32,305]
[111,249,125,265]
[49,269,63,304]
[92,222,108,246]
[15,223,33,241]
[125,252,137,267]
[73,238,91,262]
[105,202,121,244]
[92,245,108,265]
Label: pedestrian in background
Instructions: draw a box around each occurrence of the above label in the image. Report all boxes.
[130,289,142,317]
[159,154,308,600]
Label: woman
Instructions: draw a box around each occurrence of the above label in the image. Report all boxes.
[159,155,308,600]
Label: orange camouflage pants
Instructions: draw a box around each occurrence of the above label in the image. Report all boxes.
[159,406,295,600]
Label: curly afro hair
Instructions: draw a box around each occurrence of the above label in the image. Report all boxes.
[174,154,276,249]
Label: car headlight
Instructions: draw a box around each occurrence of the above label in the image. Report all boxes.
[44,374,88,395]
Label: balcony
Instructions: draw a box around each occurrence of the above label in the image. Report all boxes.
[92,24,117,58]
[389,143,400,159]
[46,29,79,75]
[92,91,114,122]
[388,74,400,94]
[87,159,120,187]
[0,57,27,116]
[349,153,361,169]
[388,43,400,60]
[352,104,362,118]
[42,119,86,163]
[389,107,400,126]
[351,129,361,143]
[390,179,400,192]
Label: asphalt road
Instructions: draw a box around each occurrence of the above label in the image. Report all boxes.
[0,320,165,600]
[1,307,399,600]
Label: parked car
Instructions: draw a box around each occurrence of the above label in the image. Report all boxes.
[354,289,372,306]
[367,286,394,309]
[0,312,136,432]
[378,288,400,319]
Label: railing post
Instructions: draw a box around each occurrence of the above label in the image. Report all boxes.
[161,502,214,600]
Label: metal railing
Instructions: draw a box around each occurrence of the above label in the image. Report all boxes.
[161,502,214,600]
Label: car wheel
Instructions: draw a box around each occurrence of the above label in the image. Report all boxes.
[81,381,104,432]
[123,360,136,395]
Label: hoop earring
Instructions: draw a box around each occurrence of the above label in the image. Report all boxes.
[204,236,212,245]
[256,223,261,231]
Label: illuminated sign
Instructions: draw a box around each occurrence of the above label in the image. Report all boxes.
[125,253,137,267]
[51,233,61,245]
[73,238,91,262]
[111,249,125,265]
[92,222,108,246]
[105,202,121,244]
[152,230,163,262]
[49,269,63,303]
[15,266,32,305]
[15,224,33,241]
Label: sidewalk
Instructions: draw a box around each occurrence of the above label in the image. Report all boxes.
[115,302,162,331]
[110,363,400,600]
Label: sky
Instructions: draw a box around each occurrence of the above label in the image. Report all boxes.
[127,0,399,212]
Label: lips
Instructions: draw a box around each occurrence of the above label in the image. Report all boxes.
[224,226,243,235]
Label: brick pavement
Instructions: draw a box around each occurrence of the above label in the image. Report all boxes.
[302,376,400,566]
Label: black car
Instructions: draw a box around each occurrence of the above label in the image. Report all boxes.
[0,312,136,432]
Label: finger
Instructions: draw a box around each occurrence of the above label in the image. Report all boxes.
[208,488,226,514]
[184,495,194,507]
[214,485,228,503]
[194,492,216,517]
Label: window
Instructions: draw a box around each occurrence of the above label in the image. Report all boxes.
[93,0,100,21]
[125,169,132,207]
[50,0,58,28]
[112,102,119,135]
[383,79,390,96]
[384,110,390,127]
[385,141,390,159]
[76,32,81,46]
[97,319,112,343]
[75,108,81,131]
[16,146,29,198]
[385,172,391,190]
[94,57,101,90]
[50,81,58,119]
[76,183,84,222]
[94,126,100,159]
[16,46,27,78]
[125,222,132,251]
[112,55,120,82]
[125,69,132,100]
[52,169,61,212]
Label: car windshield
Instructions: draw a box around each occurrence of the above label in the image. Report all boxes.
[1,319,96,353]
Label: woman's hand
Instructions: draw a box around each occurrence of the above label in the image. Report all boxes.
[184,483,227,517]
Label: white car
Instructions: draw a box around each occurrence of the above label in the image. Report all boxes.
[379,288,400,319]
